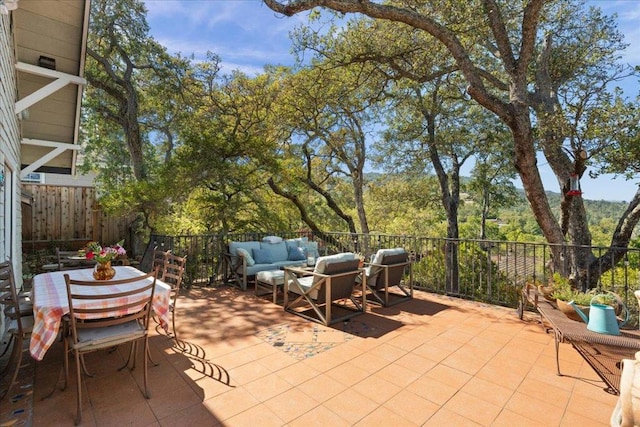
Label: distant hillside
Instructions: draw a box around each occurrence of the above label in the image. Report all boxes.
[502,188,630,235]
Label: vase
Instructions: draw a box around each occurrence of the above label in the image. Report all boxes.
[93,260,116,280]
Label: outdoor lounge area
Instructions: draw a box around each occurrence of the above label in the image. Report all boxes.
[1,284,619,426]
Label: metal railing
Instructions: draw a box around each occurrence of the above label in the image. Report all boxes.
[148,231,640,316]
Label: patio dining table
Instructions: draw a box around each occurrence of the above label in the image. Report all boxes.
[29,266,171,361]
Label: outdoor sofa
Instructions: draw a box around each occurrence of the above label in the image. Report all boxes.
[224,236,320,290]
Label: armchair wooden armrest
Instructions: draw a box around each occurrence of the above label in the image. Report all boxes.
[283,265,314,276]
[223,251,249,290]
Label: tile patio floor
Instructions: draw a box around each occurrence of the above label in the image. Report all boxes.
[2,285,620,426]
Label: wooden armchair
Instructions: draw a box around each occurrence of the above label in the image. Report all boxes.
[284,253,365,326]
[364,248,413,306]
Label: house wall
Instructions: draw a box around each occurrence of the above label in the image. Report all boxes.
[1,13,24,330]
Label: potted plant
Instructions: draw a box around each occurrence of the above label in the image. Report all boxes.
[525,277,554,302]
[550,273,592,322]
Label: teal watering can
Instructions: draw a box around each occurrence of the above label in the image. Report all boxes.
[568,295,629,335]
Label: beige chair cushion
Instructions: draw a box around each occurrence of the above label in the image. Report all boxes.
[314,252,356,274]
[612,350,640,426]
[288,253,356,299]
[366,248,406,286]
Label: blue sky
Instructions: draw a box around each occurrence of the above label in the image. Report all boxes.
[143,0,640,202]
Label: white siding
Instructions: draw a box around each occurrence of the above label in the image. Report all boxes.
[1,13,24,285]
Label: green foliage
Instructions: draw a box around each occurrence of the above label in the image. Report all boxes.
[549,273,593,305]
[411,242,520,307]
[364,174,443,235]
[80,0,639,279]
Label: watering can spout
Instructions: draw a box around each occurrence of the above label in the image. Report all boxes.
[567,300,590,323]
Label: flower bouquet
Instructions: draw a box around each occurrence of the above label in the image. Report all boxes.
[85,240,126,280]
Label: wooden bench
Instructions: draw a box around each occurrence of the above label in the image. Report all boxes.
[519,285,640,394]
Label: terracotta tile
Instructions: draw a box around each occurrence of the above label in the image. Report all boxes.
[223,403,284,426]
[348,351,392,372]
[515,377,571,408]
[301,348,350,372]
[345,337,381,352]
[439,329,475,345]
[571,376,619,405]
[91,398,157,426]
[560,409,611,426]
[25,286,625,427]
[87,373,149,411]
[476,328,515,345]
[441,347,490,375]
[491,409,541,426]
[577,362,605,381]
[257,350,298,373]
[375,362,422,388]
[157,403,221,427]
[534,352,562,370]
[475,361,529,390]
[505,335,548,352]
[497,342,546,365]
[262,388,319,423]
[517,326,555,345]
[243,373,293,402]
[228,359,273,386]
[354,405,418,426]
[394,352,437,376]
[423,363,472,389]
[383,389,440,425]
[410,340,458,363]
[296,372,348,402]
[460,376,514,408]
[132,360,192,391]
[465,335,503,356]
[212,345,271,370]
[287,404,351,427]
[425,335,465,353]
[351,374,402,404]
[406,376,458,405]
[325,361,371,386]
[385,333,426,352]
[324,389,380,424]
[505,392,565,425]
[566,391,616,424]
[422,407,483,426]
[361,342,408,363]
[31,388,95,426]
[147,383,202,419]
[526,364,578,391]
[443,390,502,425]
[185,370,234,400]
[327,341,367,360]
[273,360,320,386]
[202,387,260,421]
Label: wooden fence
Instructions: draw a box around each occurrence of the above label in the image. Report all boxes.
[21,184,134,252]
